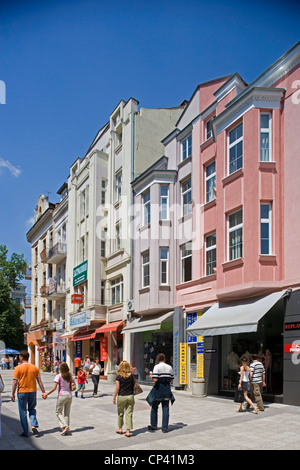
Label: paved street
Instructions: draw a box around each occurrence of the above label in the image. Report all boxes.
[1,369,300,452]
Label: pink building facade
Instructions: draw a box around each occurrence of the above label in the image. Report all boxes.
[127,42,300,403]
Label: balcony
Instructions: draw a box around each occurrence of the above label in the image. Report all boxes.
[24,267,32,280]
[24,297,31,308]
[47,280,66,300]
[48,242,67,264]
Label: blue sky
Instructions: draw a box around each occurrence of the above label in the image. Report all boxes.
[0,0,299,266]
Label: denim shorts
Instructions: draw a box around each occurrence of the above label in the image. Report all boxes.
[77,384,85,390]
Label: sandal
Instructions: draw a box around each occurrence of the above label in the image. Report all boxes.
[61,426,69,435]
[116,430,124,435]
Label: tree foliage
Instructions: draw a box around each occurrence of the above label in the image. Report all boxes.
[0,244,28,350]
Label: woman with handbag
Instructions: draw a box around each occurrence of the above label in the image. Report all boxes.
[236,357,258,414]
[113,361,135,437]
[43,362,76,435]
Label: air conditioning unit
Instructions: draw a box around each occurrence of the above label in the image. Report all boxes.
[127,300,135,312]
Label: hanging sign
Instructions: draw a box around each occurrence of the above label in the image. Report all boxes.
[179,343,188,385]
[100,337,108,362]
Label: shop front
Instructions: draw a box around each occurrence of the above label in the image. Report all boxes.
[187,289,296,404]
[122,311,174,382]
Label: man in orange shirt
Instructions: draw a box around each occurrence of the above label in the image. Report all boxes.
[74,355,82,377]
[11,350,46,437]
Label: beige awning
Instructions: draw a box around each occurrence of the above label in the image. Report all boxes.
[122,311,174,334]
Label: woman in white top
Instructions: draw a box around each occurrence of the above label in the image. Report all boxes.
[90,358,104,397]
[237,357,258,414]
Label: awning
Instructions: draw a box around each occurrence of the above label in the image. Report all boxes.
[187,290,287,337]
[122,311,174,334]
[70,330,96,341]
[95,321,125,334]
[60,329,79,339]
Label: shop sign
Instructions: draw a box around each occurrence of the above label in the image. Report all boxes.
[197,341,204,378]
[187,312,203,343]
[71,294,83,304]
[285,343,300,353]
[285,322,300,331]
[179,343,188,385]
[53,332,66,349]
[70,311,91,329]
[73,260,88,287]
[75,341,82,358]
[56,321,64,331]
[48,278,57,295]
[100,337,108,361]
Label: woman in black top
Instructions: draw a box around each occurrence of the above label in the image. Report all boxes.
[113,361,135,437]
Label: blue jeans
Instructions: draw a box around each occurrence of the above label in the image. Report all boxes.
[17,392,39,435]
[150,400,170,431]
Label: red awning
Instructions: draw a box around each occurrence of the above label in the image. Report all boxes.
[70,330,96,341]
[95,321,125,334]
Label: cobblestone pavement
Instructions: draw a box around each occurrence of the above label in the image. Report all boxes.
[1,370,300,452]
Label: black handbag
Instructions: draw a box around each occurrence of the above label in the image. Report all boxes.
[234,389,244,403]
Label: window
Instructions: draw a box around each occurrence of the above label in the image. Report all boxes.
[80,236,85,262]
[101,179,107,205]
[181,134,192,161]
[142,251,150,287]
[80,187,89,218]
[228,209,243,260]
[111,277,123,305]
[116,129,122,146]
[143,190,151,226]
[228,123,243,174]
[205,161,216,203]
[260,203,271,254]
[260,113,271,162]
[115,222,121,251]
[101,281,105,305]
[160,248,169,284]
[205,233,216,276]
[116,172,122,202]
[206,116,215,140]
[101,240,106,257]
[181,242,192,282]
[181,177,192,216]
[160,185,169,220]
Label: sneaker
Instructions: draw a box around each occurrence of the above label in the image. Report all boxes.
[32,427,39,435]
[148,425,157,431]
[75,391,78,398]
[162,429,168,433]
[81,395,85,399]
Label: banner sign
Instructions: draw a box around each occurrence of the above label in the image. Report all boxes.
[70,311,91,329]
[100,337,108,361]
[179,343,188,385]
[73,261,88,286]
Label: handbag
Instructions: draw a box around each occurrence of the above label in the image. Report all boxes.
[234,388,244,403]
[0,375,4,393]
[70,380,76,392]
[133,375,143,395]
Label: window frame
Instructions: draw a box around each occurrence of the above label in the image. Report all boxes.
[206,116,215,140]
[142,251,150,288]
[181,176,192,216]
[160,247,169,285]
[181,242,192,283]
[260,112,272,162]
[227,122,243,175]
[181,134,192,162]
[111,276,123,305]
[160,185,169,220]
[205,161,216,203]
[142,190,151,226]
[205,233,217,276]
[260,203,272,255]
[227,209,243,261]
[115,171,122,202]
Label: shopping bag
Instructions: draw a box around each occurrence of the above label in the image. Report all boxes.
[234,389,244,403]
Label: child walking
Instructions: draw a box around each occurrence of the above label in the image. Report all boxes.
[75,365,88,399]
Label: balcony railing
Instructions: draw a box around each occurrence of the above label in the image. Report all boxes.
[40,248,48,263]
[48,242,67,264]
[48,280,66,300]
[40,284,49,296]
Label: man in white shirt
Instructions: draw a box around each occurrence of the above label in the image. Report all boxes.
[147,353,174,433]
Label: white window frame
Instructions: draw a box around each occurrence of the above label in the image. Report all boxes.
[181,134,192,162]
[143,190,151,226]
[205,161,216,203]
[160,248,169,285]
[115,222,121,251]
[181,177,192,216]
[116,171,122,202]
[142,251,150,287]
[227,209,243,261]
[228,122,243,175]
[205,233,216,276]
[260,113,272,162]
[206,116,215,140]
[181,242,192,283]
[111,276,123,305]
[260,203,272,255]
[160,185,169,220]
